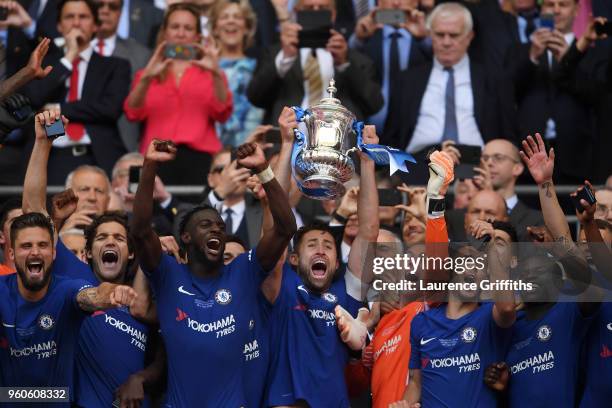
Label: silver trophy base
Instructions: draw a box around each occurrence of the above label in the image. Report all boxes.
[302,175,346,200]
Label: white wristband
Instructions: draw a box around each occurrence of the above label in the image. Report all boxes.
[256,166,275,184]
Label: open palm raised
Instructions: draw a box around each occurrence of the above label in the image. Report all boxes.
[519,133,554,185]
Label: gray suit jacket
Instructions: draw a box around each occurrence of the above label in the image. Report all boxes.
[128,0,163,48]
[113,37,151,151]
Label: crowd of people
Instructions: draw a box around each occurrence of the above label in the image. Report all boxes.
[0,0,612,407]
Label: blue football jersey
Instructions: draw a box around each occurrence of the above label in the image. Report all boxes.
[580,302,612,408]
[51,238,151,408]
[266,264,363,407]
[506,303,592,408]
[409,303,511,408]
[143,249,267,407]
[0,273,92,406]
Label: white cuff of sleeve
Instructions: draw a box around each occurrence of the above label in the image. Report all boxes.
[207,190,223,211]
[275,50,297,78]
[256,166,275,184]
[345,266,365,301]
[60,57,73,71]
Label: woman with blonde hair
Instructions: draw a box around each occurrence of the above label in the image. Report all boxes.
[209,0,264,146]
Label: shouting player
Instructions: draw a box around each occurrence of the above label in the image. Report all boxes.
[131,138,296,406]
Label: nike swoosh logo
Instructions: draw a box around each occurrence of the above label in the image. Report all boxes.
[607,323,612,331]
[178,286,195,296]
[297,285,308,294]
[420,337,436,345]
[2,322,15,328]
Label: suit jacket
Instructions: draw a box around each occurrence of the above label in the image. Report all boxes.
[246,0,279,59]
[445,199,543,243]
[247,45,384,124]
[21,44,131,176]
[388,59,517,151]
[6,0,61,76]
[128,0,163,48]
[112,37,151,151]
[506,41,599,181]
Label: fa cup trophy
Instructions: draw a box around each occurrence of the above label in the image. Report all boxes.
[291,79,416,200]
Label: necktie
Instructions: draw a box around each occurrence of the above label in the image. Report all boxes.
[354,0,369,20]
[383,31,401,134]
[303,50,323,106]
[224,208,234,234]
[97,39,105,56]
[66,57,85,141]
[442,67,458,142]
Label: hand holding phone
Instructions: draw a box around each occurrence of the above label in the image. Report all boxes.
[594,20,612,36]
[375,9,406,26]
[45,119,65,139]
[540,13,555,30]
[164,43,198,60]
[153,140,176,153]
[570,182,597,213]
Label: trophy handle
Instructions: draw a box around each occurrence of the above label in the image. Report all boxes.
[291,106,309,142]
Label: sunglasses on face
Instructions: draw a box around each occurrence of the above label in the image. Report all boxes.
[97,1,121,11]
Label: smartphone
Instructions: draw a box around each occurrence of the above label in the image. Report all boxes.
[0,7,8,21]
[297,10,332,49]
[154,140,175,152]
[128,166,142,194]
[375,9,406,26]
[540,13,555,30]
[571,183,597,212]
[378,188,403,206]
[454,144,482,180]
[468,233,491,252]
[595,21,612,36]
[264,128,282,144]
[164,43,198,60]
[45,120,65,139]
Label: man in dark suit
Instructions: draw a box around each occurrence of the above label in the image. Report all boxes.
[92,0,150,151]
[348,0,431,146]
[247,0,383,124]
[388,2,516,183]
[121,0,161,48]
[1,0,60,80]
[506,0,602,183]
[21,0,130,184]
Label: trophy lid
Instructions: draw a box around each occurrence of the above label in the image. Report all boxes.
[311,79,355,120]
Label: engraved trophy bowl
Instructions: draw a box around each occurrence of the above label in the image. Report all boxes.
[293,79,357,199]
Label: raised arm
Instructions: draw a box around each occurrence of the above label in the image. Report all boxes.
[235,142,296,271]
[0,37,53,102]
[520,134,594,311]
[130,140,176,271]
[274,107,297,192]
[347,125,379,285]
[22,108,68,216]
[76,282,137,312]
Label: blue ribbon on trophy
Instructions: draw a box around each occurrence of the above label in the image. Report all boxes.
[289,79,416,200]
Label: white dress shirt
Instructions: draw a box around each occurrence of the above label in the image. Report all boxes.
[53,39,93,147]
[221,200,246,235]
[506,194,518,213]
[91,35,117,57]
[275,48,335,110]
[407,55,484,153]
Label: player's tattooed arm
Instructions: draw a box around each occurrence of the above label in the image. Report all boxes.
[77,283,138,312]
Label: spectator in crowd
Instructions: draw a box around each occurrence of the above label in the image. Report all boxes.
[0,0,60,77]
[595,186,612,224]
[201,147,263,249]
[209,0,264,147]
[124,2,233,185]
[61,164,111,234]
[111,152,188,236]
[349,0,430,146]
[445,139,543,241]
[0,198,22,275]
[58,228,87,262]
[223,234,247,264]
[92,0,151,152]
[453,178,477,209]
[21,0,131,184]
[247,0,384,124]
[388,2,516,183]
[507,0,607,183]
[119,0,163,47]
[445,188,508,241]
[606,174,612,190]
